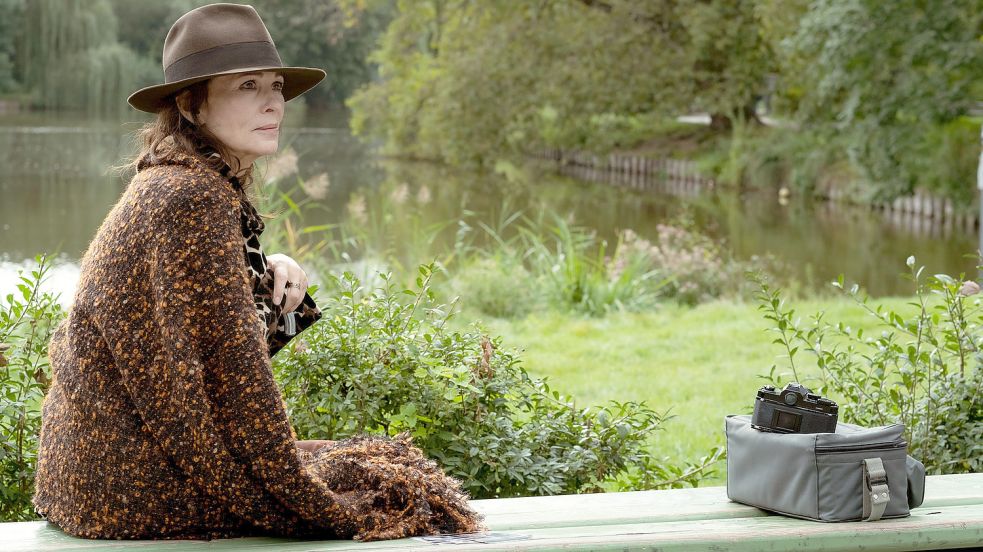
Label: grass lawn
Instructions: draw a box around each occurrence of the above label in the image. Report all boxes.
[450,296,918,486]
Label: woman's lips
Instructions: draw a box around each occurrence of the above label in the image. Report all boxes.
[255,125,279,132]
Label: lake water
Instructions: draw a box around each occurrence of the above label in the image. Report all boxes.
[0,109,977,305]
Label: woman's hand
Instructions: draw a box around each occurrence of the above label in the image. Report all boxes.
[266,253,309,313]
[296,439,335,453]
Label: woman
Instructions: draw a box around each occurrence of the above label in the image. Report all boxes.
[32,3,482,542]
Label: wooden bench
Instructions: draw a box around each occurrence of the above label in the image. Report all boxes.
[2,474,981,551]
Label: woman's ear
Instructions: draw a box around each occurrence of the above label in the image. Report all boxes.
[175,90,196,125]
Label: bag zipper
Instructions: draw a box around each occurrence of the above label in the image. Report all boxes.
[815,440,906,454]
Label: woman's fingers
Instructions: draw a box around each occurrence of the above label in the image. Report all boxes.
[268,254,308,313]
[282,267,305,313]
[271,261,290,306]
[285,283,304,313]
[292,273,309,312]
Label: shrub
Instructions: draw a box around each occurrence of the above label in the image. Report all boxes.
[450,256,538,319]
[272,262,722,497]
[0,255,64,521]
[753,257,983,474]
[612,224,760,306]
[715,118,981,205]
[449,209,671,318]
[449,211,774,315]
[909,117,981,205]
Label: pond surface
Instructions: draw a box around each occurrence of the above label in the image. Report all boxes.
[0,110,977,305]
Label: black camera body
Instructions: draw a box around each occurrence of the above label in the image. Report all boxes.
[751,382,838,434]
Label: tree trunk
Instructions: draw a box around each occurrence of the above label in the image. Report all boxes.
[709,113,732,131]
[709,104,763,131]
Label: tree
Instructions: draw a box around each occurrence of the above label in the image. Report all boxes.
[348,0,776,164]
[14,0,158,112]
[253,0,396,108]
[786,0,983,196]
[0,0,25,94]
[349,0,692,165]
[679,0,772,129]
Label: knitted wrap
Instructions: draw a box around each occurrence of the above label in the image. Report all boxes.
[32,149,484,541]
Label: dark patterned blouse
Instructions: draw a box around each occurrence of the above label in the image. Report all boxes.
[213,158,321,356]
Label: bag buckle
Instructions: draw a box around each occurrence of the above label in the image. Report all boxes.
[867,472,888,489]
[863,457,890,521]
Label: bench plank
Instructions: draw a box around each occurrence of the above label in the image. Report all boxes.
[472,472,983,530]
[435,505,983,552]
[2,474,981,551]
[469,485,768,530]
[5,505,982,552]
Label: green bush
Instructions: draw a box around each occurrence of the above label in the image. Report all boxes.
[753,257,983,474]
[0,255,64,521]
[909,117,981,205]
[450,256,538,319]
[447,210,671,318]
[446,211,771,316]
[272,263,722,497]
[611,224,769,306]
[715,117,980,205]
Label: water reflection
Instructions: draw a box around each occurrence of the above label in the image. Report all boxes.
[0,255,80,308]
[0,110,978,303]
[308,159,977,297]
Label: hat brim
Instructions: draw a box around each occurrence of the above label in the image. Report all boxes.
[127,66,326,113]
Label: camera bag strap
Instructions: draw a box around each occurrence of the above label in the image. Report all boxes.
[862,457,890,521]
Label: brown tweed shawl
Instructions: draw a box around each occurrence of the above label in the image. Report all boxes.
[32,150,483,541]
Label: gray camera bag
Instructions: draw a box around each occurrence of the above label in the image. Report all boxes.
[725,415,926,522]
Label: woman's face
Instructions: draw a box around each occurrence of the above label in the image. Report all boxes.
[182,70,285,169]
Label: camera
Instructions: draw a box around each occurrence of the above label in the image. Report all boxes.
[751,382,838,434]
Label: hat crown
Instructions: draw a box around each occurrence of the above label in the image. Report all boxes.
[127,2,325,113]
[162,3,276,71]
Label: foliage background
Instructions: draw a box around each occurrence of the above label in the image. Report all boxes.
[347,0,982,201]
[0,0,396,111]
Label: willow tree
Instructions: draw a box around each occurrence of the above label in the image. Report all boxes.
[0,0,24,94]
[15,0,156,112]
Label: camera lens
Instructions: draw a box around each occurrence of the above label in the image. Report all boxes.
[783,393,797,405]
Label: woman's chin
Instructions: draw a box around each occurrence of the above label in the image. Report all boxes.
[250,144,279,158]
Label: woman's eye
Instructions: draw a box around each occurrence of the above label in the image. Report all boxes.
[240,80,283,91]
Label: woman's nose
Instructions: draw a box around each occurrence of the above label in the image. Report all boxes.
[262,90,284,113]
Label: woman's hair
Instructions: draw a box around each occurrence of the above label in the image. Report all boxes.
[119,80,266,208]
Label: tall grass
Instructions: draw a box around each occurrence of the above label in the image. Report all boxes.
[480,210,668,316]
[256,169,770,318]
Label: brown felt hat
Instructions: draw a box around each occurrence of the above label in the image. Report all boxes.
[127,3,325,113]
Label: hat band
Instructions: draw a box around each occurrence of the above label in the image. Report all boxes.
[164,41,283,83]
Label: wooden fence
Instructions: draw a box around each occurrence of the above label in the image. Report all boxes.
[535,148,980,236]
[536,147,712,198]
